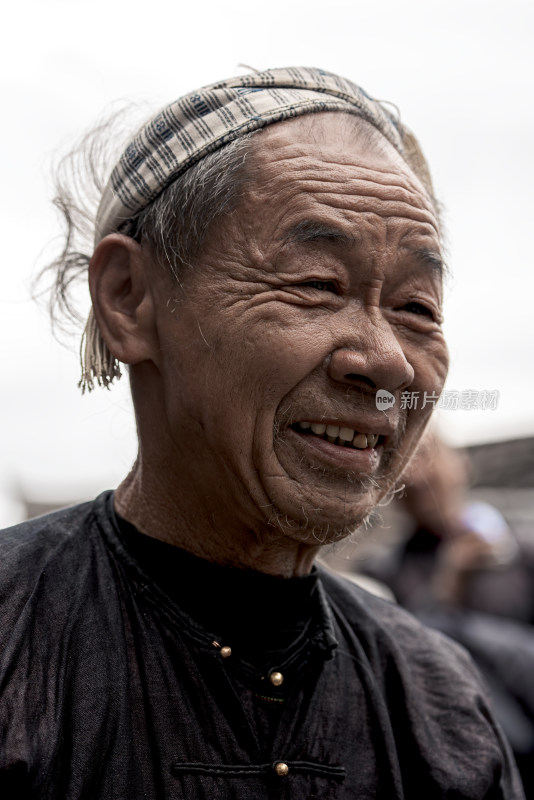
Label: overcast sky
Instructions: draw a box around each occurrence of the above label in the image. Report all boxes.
[1,0,533,525]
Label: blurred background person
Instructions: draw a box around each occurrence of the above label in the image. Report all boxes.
[385,431,534,621]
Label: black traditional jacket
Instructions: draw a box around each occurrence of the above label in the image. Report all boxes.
[0,493,525,799]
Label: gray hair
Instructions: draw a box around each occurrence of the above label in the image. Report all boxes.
[37,115,260,390]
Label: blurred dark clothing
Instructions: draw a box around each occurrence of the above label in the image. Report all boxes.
[375,524,534,624]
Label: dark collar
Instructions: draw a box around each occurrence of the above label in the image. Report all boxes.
[96,491,338,665]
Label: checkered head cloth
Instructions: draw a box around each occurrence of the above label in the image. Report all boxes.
[82,66,417,391]
[94,66,405,243]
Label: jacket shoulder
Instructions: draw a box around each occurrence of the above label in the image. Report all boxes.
[319,566,525,798]
[0,497,108,627]
[319,564,481,683]
[0,499,96,567]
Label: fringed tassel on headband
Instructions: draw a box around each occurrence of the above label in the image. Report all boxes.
[79,309,122,393]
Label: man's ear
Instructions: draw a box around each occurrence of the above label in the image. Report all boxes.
[89,234,160,366]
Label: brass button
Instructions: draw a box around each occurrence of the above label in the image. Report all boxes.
[269,671,284,687]
[274,762,289,777]
[220,646,232,658]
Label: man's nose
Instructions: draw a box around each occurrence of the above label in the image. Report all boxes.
[326,323,415,393]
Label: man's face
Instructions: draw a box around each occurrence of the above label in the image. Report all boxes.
[150,115,449,545]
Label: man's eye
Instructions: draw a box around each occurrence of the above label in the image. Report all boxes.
[299,280,337,292]
[403,301,434,318]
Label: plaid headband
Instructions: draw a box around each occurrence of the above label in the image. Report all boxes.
[94,66,405,243]
[82,66,409,391]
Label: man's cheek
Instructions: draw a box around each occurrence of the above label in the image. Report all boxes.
[410,340,449,393]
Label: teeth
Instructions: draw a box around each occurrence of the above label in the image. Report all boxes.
[296,422,380,450]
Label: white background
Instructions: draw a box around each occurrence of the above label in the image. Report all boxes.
[1,0,533,524]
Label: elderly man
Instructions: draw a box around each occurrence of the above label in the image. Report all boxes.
[0,67,524,798]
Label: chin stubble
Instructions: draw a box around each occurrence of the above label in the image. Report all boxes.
[269,406,408,542]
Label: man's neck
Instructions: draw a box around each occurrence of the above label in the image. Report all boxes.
[114,460,320,578]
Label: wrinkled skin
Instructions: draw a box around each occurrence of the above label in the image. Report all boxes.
[112,114,449,576]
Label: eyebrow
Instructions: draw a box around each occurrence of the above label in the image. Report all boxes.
[405,246,447,278]
[281,219,360,248]
[282,220,446,277]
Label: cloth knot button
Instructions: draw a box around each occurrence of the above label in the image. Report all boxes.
[269,671,284,686]
[274,762,289,777]
[220,646,232,658]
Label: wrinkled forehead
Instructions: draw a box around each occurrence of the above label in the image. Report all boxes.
[246,113,436,219]
[230,112,443,280]
[254,113,408,171]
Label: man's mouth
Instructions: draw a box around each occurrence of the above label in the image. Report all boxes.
[290,421,382,450]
